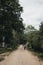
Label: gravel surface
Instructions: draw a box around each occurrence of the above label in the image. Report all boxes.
[0,45,43,65]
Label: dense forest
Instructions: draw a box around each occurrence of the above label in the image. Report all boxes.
[0,0,25,49]
[24,22,43,58]
[0,0,43,60]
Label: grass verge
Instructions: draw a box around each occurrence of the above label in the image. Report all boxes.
[0,48,13,54]
[27,48,43,60]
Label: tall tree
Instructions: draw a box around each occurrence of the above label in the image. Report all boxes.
[0,0,24,48]
[39,22,43,51]
[24,25,36,33]
[39,22,43,36]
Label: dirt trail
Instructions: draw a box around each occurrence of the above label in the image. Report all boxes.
[0,45,43,65]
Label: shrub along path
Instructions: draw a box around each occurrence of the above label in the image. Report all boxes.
[0,45,43,65]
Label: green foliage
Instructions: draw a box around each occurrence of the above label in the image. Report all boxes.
[18,32,27,45]
[25,25,36,33]
[25,24,43,53]
[39,22,43,36]
[27,31,40,50]
[0,0,24,48]
[39,22,43,51]
[0,48,13,54]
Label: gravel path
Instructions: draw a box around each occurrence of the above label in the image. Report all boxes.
[0,45,43,65]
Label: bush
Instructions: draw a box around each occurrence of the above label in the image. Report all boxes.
[0,48,13,54]
[26,31,43,52]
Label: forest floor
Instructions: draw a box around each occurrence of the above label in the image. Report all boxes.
[0,45,43,65]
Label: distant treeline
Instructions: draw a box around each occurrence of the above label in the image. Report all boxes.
[25,22,43,53]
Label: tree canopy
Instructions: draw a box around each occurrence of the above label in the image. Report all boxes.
[25,24,43,52]
[0,0,24,48]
